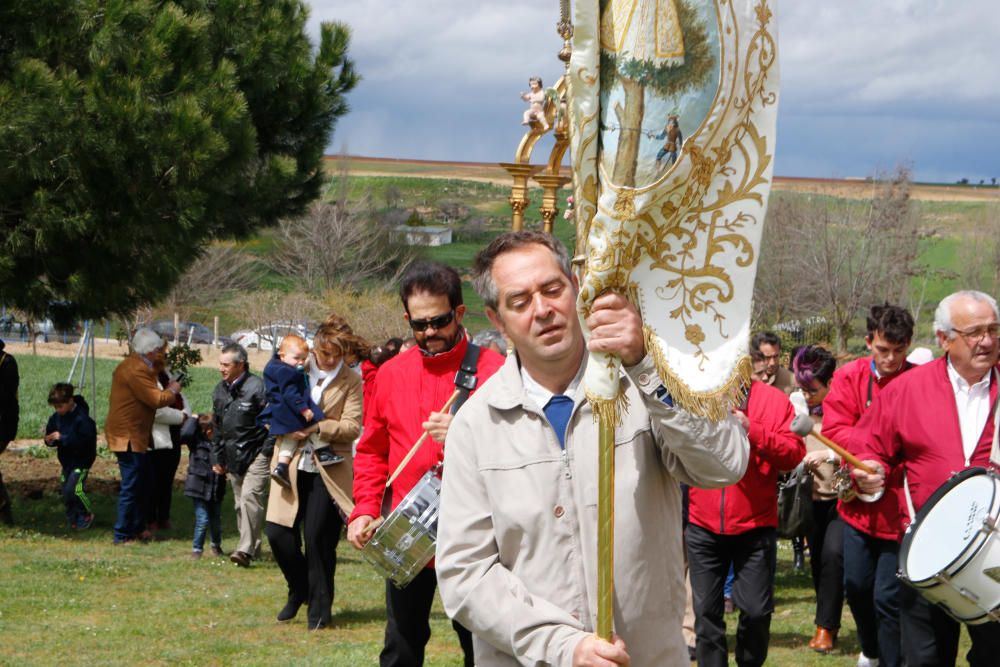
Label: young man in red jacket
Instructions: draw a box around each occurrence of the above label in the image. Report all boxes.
[686,379,804,667]
[854,291,1000,667]
[346,262,504,667]
[824,304,914,667]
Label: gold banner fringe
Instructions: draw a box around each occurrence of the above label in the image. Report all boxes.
[643,326,751,421]
[585,384,631,429]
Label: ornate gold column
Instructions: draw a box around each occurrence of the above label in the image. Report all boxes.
[533,173,573,234]
[499,163,543,231]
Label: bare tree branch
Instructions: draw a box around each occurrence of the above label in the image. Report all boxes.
[161,243,261,318]
[267,199,416,292]
[754,166,920,351]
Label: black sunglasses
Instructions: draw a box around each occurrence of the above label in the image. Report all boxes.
[408,310,455,332]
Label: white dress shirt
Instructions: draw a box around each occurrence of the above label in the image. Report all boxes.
[520,358,585,413]
[946,359,993,465]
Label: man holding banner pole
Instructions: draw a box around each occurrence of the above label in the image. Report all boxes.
[436,232,748,666]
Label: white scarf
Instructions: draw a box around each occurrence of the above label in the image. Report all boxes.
[308,356,342,405]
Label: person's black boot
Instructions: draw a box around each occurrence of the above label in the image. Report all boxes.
[792,536,806,573]
[277,595,304,622]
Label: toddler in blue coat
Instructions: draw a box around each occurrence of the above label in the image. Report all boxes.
[181,414,226,558]
[258,334,337,489]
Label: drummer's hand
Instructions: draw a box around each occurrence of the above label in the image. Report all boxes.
[852,461,886,495]
[802,448,835,473]
[585,292,644,367]
[573,634,630,666]
[347,515,377,550]
[423,411,453,444]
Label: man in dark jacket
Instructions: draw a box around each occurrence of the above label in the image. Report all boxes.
[44,383,98,529]
[0,339,18,525]
[212,343,271,567]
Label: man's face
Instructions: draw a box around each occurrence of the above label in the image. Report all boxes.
[937,296,1000,382]
[218,352,245,384]
[486,244,581,371]
[866,332,910,377]
[405,291,465,356]
[145,344,167,372]
[758,343,781,378]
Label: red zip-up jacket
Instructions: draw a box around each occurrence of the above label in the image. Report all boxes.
[824,357,912,541]
[350,336,504,525]
[688,381,804,534]
[855,356,999,535]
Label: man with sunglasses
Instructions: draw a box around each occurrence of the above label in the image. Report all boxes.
[853,290,1000,666]
[347,261,504,667]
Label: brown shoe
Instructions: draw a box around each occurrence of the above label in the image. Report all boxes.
[229,550,251,568]
[809,626,836,653]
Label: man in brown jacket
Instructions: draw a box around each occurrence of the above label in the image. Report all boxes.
[106,328,179,544]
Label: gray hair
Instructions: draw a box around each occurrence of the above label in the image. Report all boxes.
[472,231,572,311]
[933,290,1000,340]
[220,342,249,368]
[132,328,165,355]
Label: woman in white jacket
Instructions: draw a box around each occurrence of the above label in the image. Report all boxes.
[147,369,190,535]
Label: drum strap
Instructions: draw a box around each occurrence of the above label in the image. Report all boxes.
[451,342,482,414]
[990,369,1000,469]
[378,342,483,519]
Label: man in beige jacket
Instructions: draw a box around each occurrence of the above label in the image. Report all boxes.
[437,232,749,666]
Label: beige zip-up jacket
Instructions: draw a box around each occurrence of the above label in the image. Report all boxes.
[437,354,749,666]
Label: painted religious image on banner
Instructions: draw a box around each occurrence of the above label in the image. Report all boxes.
[598,0,721,188]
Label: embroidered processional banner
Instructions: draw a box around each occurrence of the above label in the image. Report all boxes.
[570,0,780,419]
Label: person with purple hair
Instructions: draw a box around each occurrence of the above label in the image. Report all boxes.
[791,345,844,654]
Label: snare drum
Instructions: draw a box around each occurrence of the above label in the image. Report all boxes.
[898,467,1000,624]
[361,467,441,588]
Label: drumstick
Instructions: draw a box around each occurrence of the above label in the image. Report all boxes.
[384,389,462,489]
[790,414,877,475]
[361,517,383,537]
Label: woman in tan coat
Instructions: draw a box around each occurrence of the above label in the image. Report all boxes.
[264,315,366,630]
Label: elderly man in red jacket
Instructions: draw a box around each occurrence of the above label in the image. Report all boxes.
[823,303,914,667]
[347,261,504,667]
[854,290,1000,667]
[686,378,804,667]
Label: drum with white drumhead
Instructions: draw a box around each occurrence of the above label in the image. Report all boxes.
[898,467,1000,624]
[361,466,441,588]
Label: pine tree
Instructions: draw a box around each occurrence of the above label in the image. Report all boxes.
[0,0,357,322]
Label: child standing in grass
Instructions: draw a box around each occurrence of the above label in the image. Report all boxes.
[181,414,226,559]
[44,383,97,530]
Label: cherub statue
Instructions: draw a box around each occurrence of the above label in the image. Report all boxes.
[520,76,549,131]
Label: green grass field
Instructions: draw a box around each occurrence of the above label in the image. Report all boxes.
[1,482,973,665]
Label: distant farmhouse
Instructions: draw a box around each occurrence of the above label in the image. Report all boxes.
[392,225,453,246]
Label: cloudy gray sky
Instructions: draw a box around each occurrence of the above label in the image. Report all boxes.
[307,0,1000,184]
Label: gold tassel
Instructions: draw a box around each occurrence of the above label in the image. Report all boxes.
[643,326,751,421]
[585,385,631,429]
